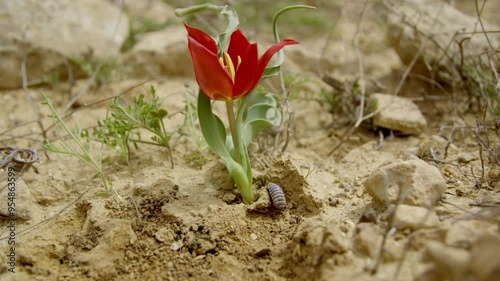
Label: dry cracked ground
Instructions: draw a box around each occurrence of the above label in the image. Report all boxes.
[0,1,499,281]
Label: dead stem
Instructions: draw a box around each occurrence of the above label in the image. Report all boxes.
[20,44,49,154]
[352,0,368,128]
[62,63,103,113]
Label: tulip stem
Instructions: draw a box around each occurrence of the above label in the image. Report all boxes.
[225,100,241,163]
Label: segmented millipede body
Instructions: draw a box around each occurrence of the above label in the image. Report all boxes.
[268,182,286,210]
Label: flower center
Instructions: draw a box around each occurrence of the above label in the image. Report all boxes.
[219,52,241,83]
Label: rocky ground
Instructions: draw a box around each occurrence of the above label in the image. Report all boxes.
[0,0,499,281]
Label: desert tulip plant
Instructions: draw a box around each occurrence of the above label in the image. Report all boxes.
[177,4,313,203]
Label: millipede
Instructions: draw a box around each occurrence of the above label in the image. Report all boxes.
[268,182,286,210]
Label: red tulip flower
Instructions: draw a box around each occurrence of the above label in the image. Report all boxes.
[185,23,298,100]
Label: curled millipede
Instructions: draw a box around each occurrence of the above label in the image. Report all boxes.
[268,182,286,210]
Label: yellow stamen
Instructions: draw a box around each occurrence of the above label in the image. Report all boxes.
[223,52,236,83]
[237,55,241,69]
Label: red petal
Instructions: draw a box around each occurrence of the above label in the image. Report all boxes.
[235,39,299,98]
[227,29,252,65]
[184,23,218,55]
[255,39,299,79]
[187,36,234,100]
[232,43,258,98]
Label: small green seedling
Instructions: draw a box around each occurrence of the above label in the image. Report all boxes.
[93,85,175,168]
[41,92,119,198]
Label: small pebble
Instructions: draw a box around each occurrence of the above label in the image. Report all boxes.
[250,233,258,240]
[171,241,183,251]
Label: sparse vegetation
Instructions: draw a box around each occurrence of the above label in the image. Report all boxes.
[92,85,176,168]
[41,92,117,198]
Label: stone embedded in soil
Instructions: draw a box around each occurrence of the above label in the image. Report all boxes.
[422,241,471,280]
[284,216,350,279]
[417,135,461,161]
[386,0,500,76]
[393,204,440,230]
[371,93,427,135]
[0,0,129,89]
[470,234,500,281]
[457,153,477,164]
[364,158,447,207]
[353,223,383,258]
[123,26,193,77]
[107,0,176,25]
[0,170,42,221]
[445,220,499,248]
[154,227,175,243]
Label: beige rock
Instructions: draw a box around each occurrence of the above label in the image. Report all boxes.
[424,240,471,280]
[386,1,500,76]
[445,220,499,248]
[371,93,427,135]
[353,222,383,258]
[364,158,447,207]
[0,0,129,89]
[417,135,460,161]
[393,204,440,230]
[470,234,500,281]
[287,216,351,280]
[123,25,193,77]
[0,169,42,221]
[110,0,176,24]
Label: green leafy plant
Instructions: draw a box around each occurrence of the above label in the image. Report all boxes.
[93,85,175,168]
[322,77,377,126]
[41,92,118,198]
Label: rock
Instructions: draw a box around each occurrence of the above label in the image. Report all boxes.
[123,25,193,77]
[0,0,129,89]
[423,241,471,280]
[287,18,399,77]
[289,217,350,269]
[417,135,460,161]
[382,237,404,262]
[470,234,500,281]
[107,0,176,24]
[371,93,427,135]
[364,158,447,207]
[0,169,42,221]
[393,204,440,230]
[445,220,499,248]
[154,227,175,243]
[457,153,477,163]
[284,217,352,281]
[353,223,383,258]
[386,1,500,76]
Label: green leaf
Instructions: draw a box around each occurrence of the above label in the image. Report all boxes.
[157,109,168,118]
[263,5,315,78]
[174,4,239,56]
[197,90,254,203]
[242,104,281,146]
[229,93,282,148]
[197,91,232,160]
[216,6,239,56]
[174,3,225,17]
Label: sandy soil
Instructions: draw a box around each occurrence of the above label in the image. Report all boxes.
[1,1,499,281]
